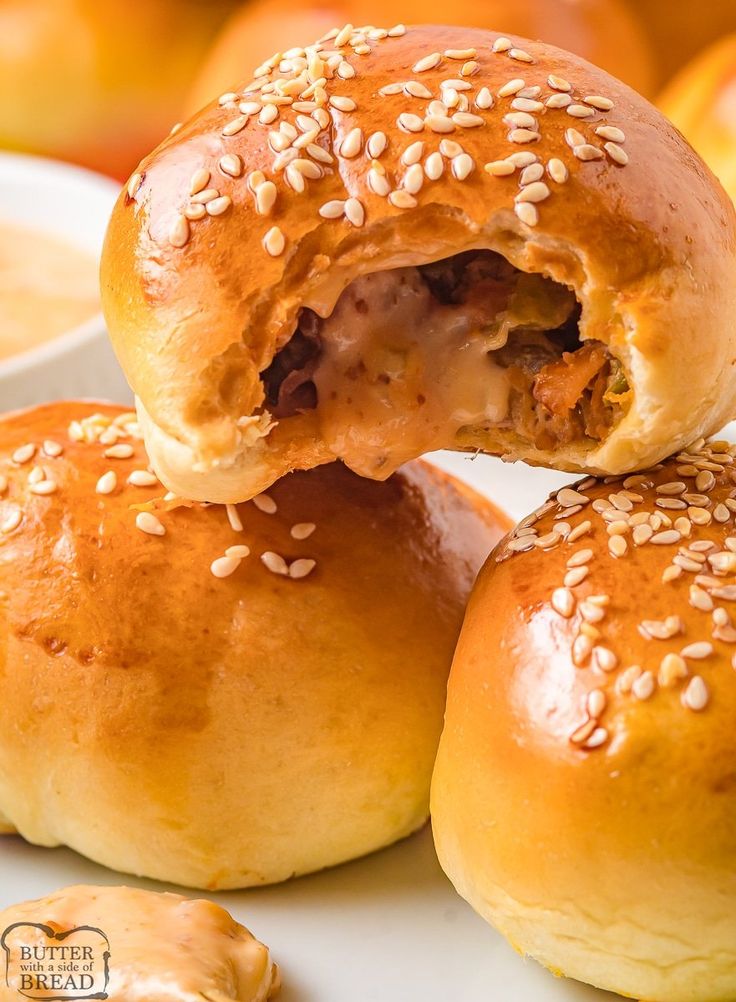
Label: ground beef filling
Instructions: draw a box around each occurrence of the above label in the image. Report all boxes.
[261,250,626,465]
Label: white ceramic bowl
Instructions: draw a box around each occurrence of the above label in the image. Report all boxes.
[0,152,132,409]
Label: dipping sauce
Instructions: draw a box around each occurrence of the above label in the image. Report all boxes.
[0,221,99,361]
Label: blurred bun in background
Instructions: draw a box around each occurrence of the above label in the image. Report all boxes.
[659,35,736,204]
[632,0,736,86]
[0,0,238,179]
[186,0,655,114]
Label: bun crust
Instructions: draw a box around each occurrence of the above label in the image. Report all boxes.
[0,885,279,1002]
[432,439,736,1001]
[0,401,507,889]
[101,24,736,503]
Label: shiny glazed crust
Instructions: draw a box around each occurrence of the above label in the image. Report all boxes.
[101,24,736,502]
[0,401,507,889]
[431,439,736,1001]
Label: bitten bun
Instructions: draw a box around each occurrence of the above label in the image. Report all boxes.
[0,402,507,889]
[101,24,736,503]
[0,884,279,1001]
[432,438,736,1001]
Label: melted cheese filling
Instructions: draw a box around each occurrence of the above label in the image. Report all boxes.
[262,250,622,478]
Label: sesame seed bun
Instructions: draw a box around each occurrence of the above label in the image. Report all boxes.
[101,24,736,504]
[0,401,508,890]
[0,885,279,1001]
[431,437,736,1001]
[187,0,656,114]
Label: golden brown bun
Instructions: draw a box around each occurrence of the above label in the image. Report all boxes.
[659,35,736,204]
[101,24,736,503]
[632,0,736,85]
[0,401,507,890]
[0,0,238,180]
[0,884,279,1001]
[187,0,655,113]
[432,438,736,1001]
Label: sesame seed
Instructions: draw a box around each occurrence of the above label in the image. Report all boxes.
[650,529,681,545]
[389,189,417,209]
[261,550,289,575]
[330,94,357,111]
[504,111,537,129]
[289,522,316,540]
[127,173,143,199]
[548,74,572,91]
[567,104,596,119]
[682,675,709,711]
[485,159,515,176]
[1,506,22,533]
[583,727,608,750]
[424,152,444,180]
[319,199,345,218]
[515,181,550,203]
[594,647,618,672]
[128,470,158,487]
[337,61,355,79]
[587,688,606,718]
[259,104,279,125]
[405,80,433,99]
[289,558,317,579]
[379,82,404,96]
[95,470,117,495]
[520,163,544,185]
[580,600,606,623]
[263,226,286,257]
[475,87,493,109]
[452,153,474,180]
[609,535,627,557]
[681,641,714,660]
[584,95,614,111]
[367,131,387,158]
[136,511,165,536]
[253,493,277,514]
[461,60,479,76]
[574,144,605,161]
[256,181,278,215]
[191,187,219,205]
[493,37,512,53]
[223,504,243,532]
[12,443,34,464]
[452,112,484,128]
[498,78,525,98]
[42,440,63,457]
[515,202,538,226]
[388,23,406,36]
[659,652,688,687]
[368,168,391,195]
[189,168,210,196]
[169,214,190,248]
[402,141,425,166]
[334,23,353,47]
[690,585,714,612]
[545,93,572,109]
[564,565,589,587]
[546,158,569,184]
[238,101,260,115]
[444,47,476,59]
[557,487,590,508]
[413,52,442,73]
[222,115,248,136]
[426,115,455,134]
[572,634,593,665]
[103,443,134,459]
[509,48,534,63]
[570,719,597,745]
[344,197,365,226]
[398,113,424,133]
[596,125,625,142]
[512,97,544,113]
[508,128,540,144]
[211,555,241,578]
[605,142,629,165]
[565,128,586,148]
[632,671,655,700]
[226,544,250,559]
[551,587,575,618]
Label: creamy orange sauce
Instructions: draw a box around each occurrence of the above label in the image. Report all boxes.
[0,222,99,361]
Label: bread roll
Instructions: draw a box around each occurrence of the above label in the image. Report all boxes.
[0,401,507,889]
[0,884,279,1001]
[432,437,736,1001]
[101,24,736,503]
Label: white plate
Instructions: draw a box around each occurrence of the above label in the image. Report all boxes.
[0,447,626,1001]
[0,152,131,409]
